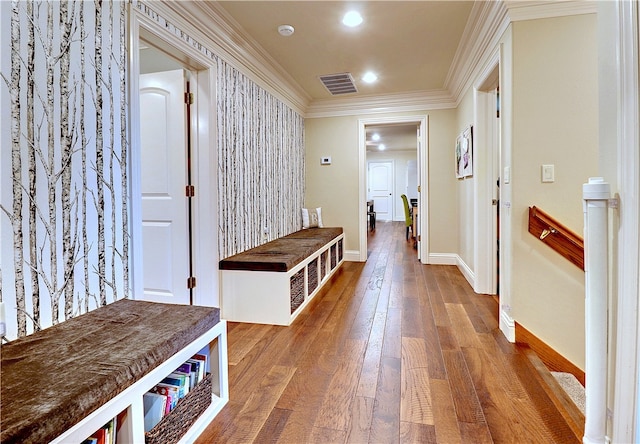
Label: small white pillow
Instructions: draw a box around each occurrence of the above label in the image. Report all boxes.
[302,207,323,228]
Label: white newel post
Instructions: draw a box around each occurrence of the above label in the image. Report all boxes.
[582,177,610,444]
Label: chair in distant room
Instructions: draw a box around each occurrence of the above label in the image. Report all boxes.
[401,194,413,240]
[367,200,376,231]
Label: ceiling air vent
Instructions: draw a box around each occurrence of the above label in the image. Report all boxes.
[319,72,358,95]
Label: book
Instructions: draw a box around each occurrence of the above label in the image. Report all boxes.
[143,392,168,432]
[191,353,208,374]
[81,438,98,444]
[187,358,204,385]
[168,371,190,396]
[161,374,187,399]
[173,362,195,393]
[151,383,179,413]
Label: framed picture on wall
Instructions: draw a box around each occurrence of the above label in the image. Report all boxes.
[455,125,473,178]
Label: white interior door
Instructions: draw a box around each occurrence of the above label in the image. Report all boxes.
[139,69,190,305]
[368,161,394,221]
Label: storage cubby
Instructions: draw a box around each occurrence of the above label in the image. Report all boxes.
[1,300,228,444]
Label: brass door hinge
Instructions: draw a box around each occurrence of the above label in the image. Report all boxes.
[187,276,196,289]
[185,92,194,105]
[186,185,195,197]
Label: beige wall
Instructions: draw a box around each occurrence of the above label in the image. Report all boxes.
[455,88,476,270]
[508,14,598,369]
[305,109,458,257]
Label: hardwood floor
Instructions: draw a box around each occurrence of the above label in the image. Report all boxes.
[197,221,582,443]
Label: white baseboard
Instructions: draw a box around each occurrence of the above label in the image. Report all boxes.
[344,250,363,262]
[500,309,516,343]
[455,256,475,288]
[428,253,457,265]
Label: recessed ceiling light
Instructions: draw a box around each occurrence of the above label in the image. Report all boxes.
[343,11,363,27]
[362,72,377,83]
[378,144,386,151]
[278,24,295,37]
[371,133,380,141]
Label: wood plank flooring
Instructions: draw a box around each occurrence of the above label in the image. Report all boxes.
[197,221,582,443]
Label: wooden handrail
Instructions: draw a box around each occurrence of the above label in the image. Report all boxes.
[528,206,584,270]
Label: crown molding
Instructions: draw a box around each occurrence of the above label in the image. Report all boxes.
[305,90,456,119]
[146,0,598,119]
[504,1,598,22]
[146,1,311,115]
[445,0,509,105]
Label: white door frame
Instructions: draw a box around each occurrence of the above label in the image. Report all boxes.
[358,115,428,262]
[474,50,500,295]
[129,9,218,307]
[612,0,640,441]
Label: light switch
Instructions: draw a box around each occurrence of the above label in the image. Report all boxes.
[542,164,555,183]
[320,156,331,165]
[503,166,511,184]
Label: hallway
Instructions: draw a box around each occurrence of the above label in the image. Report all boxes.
[197,221,582,443]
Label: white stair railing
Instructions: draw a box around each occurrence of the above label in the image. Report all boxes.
[582,177,611,444]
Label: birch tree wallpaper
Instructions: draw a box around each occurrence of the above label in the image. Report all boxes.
[0,1,129,339]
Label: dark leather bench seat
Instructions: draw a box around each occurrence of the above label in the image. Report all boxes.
[219,227,343,272]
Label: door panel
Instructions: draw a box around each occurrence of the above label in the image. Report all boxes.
[368,161,393,221]
[139,69,189,304]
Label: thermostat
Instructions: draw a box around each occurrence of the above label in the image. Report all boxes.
[321,156,332,165]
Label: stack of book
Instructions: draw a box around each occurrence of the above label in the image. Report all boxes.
[142,353,208,433]
[82,416,117,444]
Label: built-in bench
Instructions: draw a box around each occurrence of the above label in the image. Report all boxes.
[0,299,228,444]
[219,227,344,325]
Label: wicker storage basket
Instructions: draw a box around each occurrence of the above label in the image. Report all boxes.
[290,268,305,313]
[145,374,213,444]
[330,244,337,269]
[320,250,328,281]
[308,257,319,294]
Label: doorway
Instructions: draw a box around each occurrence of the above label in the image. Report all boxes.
[130,14,218,307]
[358,116,428,263]
[474,62,500,296]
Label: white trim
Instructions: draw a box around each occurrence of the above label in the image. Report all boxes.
[428,253,458,265]
[446,1,509,106]
[456,255,475,287]
[504,0,597,22]
[359,116,429,264]
[473,50,500,296]
[612,1,640,442]
[191,68,219,308]
[344,250,362,263]
[129,9,144,302]
[306,90,455,118]
[129,7,219,307]
[500,309,516,343]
